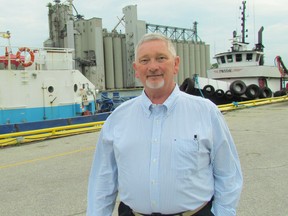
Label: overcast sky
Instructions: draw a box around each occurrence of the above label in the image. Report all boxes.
[1,0,287,66]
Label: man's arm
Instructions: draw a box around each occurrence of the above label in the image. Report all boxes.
[211,110,243,216]
[87,125,118,216]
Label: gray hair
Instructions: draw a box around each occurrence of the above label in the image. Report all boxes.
[134,33,177,59]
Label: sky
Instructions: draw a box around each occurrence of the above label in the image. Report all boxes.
[1,0,288,66]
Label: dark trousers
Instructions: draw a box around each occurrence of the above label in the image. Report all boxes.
[118,199,214,216]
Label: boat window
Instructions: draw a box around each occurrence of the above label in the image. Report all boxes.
[236,54,242,62]
[48,86,54,93]
[220,56,226,64]
[246,53,253,61]
[74,84,78,92]
[227,55,233,63]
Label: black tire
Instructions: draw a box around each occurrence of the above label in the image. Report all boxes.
[274,90,287,97]
[259,87,273,98]
[203,85,215,96]
[215,89,225,98]
[225,90,234,100]
[180,78,195,94]
[245,84,260,99]
[230,80,247,96]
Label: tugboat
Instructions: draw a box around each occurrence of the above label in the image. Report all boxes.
[180,1,288,104]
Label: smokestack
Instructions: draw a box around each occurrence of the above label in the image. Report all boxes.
[255,26,264,52]
[258,26,264,45]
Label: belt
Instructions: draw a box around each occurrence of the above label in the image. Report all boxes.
[132,201,208,216]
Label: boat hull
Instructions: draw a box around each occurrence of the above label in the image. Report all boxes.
[0,112,110,134]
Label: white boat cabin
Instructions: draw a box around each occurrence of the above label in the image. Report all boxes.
[215,40,264,68]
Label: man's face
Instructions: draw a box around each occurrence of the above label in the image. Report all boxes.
[133,40,179,92]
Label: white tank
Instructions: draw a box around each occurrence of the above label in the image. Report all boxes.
[200,43,206,78]
[113,36,124,89]
[205,44,211,77]
[195,43,201,76]
[104,36,115,89]
[183,42,190,79]
[189,43,196,77]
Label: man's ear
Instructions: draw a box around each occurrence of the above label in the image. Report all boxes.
[174,56,180,75]
[133,62,139,78]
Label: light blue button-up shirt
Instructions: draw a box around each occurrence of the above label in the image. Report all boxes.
[87,85,243,216]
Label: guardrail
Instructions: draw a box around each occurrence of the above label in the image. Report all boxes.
[218,95,288,112]
[0,121,104,147]
[1,95,287,147]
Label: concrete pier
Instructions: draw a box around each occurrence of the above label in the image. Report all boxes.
[1,101,287,216]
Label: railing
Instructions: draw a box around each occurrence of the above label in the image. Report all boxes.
[0,45,74,70]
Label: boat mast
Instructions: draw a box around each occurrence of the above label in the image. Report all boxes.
[240,1,247,43]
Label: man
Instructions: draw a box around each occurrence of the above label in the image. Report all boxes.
[87,33,243,216]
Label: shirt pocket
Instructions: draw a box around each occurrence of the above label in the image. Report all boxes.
[171,138,199,177]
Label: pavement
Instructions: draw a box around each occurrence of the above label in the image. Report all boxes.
[0,101,288,216]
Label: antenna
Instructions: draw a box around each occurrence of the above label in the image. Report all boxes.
[240,1,247,43]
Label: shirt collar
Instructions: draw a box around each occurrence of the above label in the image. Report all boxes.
[140,85,180,117]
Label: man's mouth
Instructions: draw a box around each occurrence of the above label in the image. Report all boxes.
[146,74,163,78]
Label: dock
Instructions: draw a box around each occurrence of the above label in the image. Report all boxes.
[1,101,288,216]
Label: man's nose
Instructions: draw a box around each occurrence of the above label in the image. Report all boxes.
[147,59,159,71]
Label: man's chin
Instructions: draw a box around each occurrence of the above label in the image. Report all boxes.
[145,80,165,89]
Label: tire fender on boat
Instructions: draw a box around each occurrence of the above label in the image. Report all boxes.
[259,87,273,98]
[274,90,287,97]
[203,85,215,96]
[180,78,195,94]
[245,84,260,99]
[230,80,247,96]
[225,90,234,100]
[16,47,35,67]
[215,89,225,98]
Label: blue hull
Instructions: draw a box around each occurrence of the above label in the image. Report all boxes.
[0,112,110,134]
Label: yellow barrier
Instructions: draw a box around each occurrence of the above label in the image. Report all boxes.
[0,121,105,147]
[218,95,288,112]
[1,95,287,147]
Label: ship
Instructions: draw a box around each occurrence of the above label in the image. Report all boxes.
[0,43,118,134]
[179,1,288,104]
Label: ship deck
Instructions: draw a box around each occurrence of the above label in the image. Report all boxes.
[0,101,288,216]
